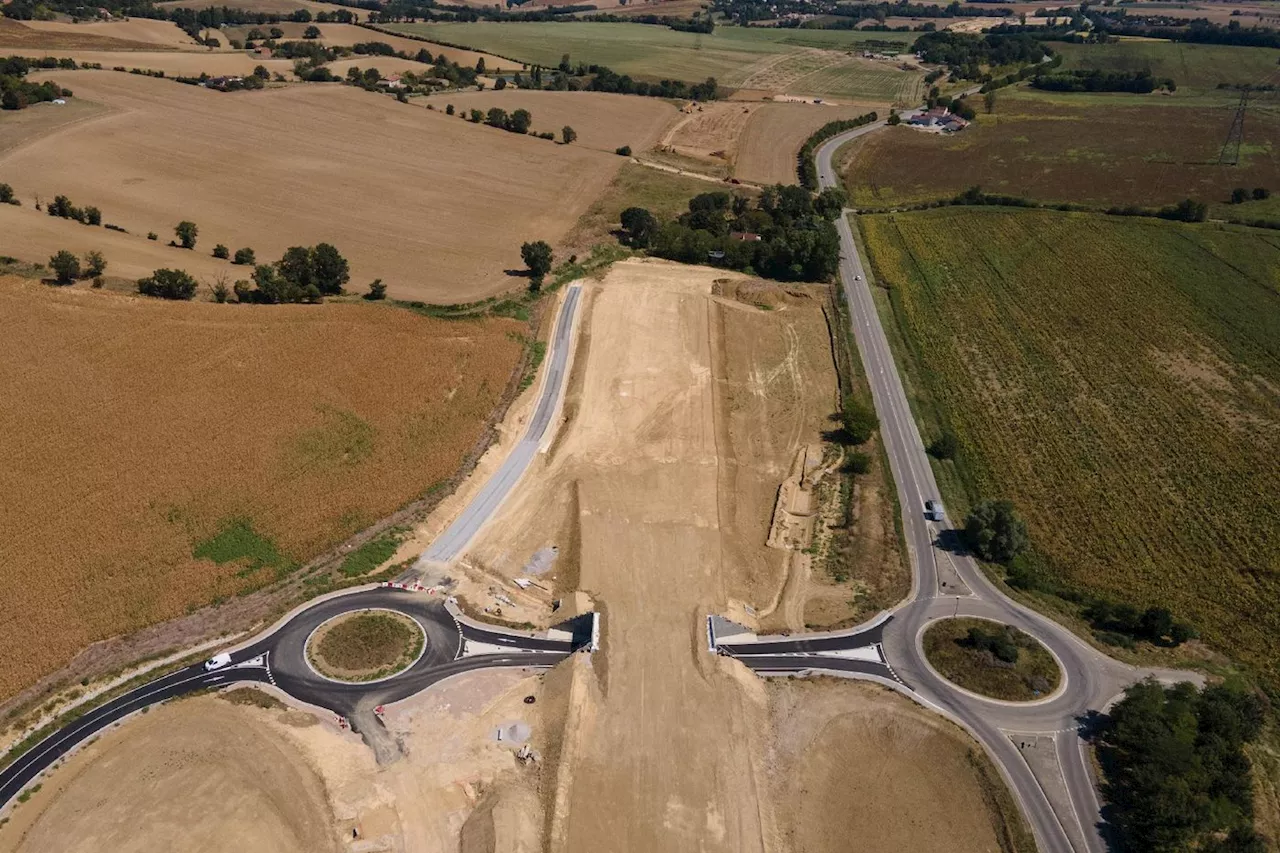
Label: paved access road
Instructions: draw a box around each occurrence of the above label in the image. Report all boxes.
[419,284,582,565]
[0,286,590,814]
[716,122,1202,853]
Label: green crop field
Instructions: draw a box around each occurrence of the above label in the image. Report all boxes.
[1053,39,1280,95]
[860,207,1280,681]
[842,86,1280,209]
[386,22,922,102]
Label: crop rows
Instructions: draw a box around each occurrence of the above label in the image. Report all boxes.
[862,208,1280,679]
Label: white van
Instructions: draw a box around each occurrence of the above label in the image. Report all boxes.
[204,652,232,671]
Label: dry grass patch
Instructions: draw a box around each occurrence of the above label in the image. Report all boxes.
[433,89,677,154]
[0,275,524,700]
[768,678,1036,853]
[2,71,641,301]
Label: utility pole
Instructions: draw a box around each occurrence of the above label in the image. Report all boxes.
[1218,88,1249,166]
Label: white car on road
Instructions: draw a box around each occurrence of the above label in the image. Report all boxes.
[204,652,232,671]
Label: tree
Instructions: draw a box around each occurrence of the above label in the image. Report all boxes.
[233,279,254,303]
[138,268,198,300]
[49,249,80,284]
[620,206,658,248]
[521,240,553,290]
[365,278,387,300]
[814,187,847,221]
[469,108,483,123]
[446,103,455,115]
[175,220,198,249]
[253,64,270,80]
[233,247,255,265]
[887,110,901,125]
[303,24,321,38]
[0,183,14,204]
[311,243,349,294]
[278,245,314,288]
[269,26,284,38]
[558,52,571,73]
[83,250,106,278]
[476,57,486,75]
[84,206,101,226]
[1252,187,1271,200]
[213,243,230,259]
[963,499,1028,563]
[509,108,532,134]
[928,430,958,460]
[1230,187,1249,204]
[841,395,877,445]
[984,89,997,113]
[615,145,631,156]
[561,125,577,144]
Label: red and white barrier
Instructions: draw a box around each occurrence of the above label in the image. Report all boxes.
[378,581,436,593]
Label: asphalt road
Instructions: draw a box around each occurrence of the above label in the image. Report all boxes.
[418,284,582,565]
[722,121,1202,853]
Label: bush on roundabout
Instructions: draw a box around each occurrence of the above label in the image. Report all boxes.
[923,617,1061,702]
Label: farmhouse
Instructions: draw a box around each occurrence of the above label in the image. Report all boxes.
[381,74,406,89]
[908,106,968,132]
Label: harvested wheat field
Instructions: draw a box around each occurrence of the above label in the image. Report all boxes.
[220,22,514,70]
[2,71,649,301]
[0,17,175,51]
[0,98,111,157]
[157,0,335,14]
[31,50,297,78]
[433,90,677,154]
[0,274,524,700]
[0,697,340,853]
[768,679,1035,853]
[736,101,886,185]
[20,18,201,49]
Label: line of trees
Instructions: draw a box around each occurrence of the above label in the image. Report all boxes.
[48,249,106,285]
[629,184,848,283]
[1099,680,1267,852]
[46,195,102,226]
[507,57,719,102]
[858,185,1211,225]
[233,243,351,304]
[1031,69,1175,94]
[1,56,73,110]
[797,111,880,189]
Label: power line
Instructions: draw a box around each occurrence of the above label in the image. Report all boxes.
[1218,88,1249,167]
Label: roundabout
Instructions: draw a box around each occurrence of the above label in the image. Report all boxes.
[305,608,427,684]
[921,617,1063,703]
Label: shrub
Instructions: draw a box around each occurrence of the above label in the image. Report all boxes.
[0,183,15,205]
[561,125,577,144]
[928,430,958,459]
[175,220,198,249]
[82,250,106,278]
[147,232,158,241]
[446,103,455,115]
[213,244,229,259]
[844,451,872,475]
[49,250,80,284]
[615,145,632,156]
[213,281,230,303]
[1252,187,1271,200]
[138,268,198,300]
[365,278,387,300]
[84,206,101,226]
[233,247,255,265]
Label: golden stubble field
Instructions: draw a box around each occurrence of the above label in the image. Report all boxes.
[0,275,524,700]
[1,71,658,301]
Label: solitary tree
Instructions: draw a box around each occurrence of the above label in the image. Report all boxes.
[446,103,455,115]
[213,243,230,259]
[963,499,1029,563]
[303,24,321,38]
[83,250,106,278]
[175,220,198,250]
[615,145,632,156]
[521,240,553,290]
[561,125,577,144]
[620,206,658,248]
[365,278,387,300]
[495,77,507,90]
[233,247,256,265]
[476,57,486,75]
[49,249,80,284]
[138,268,198,300]
[1230,187,1249,204]
[0,183,15,204]
[841,395,877,445]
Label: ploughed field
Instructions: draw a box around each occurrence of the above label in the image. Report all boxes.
[860,207,1280,681]
[841,87,1280,210]
[385,22,924,103]
[0,71,659,302]
[0,275,523,701]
